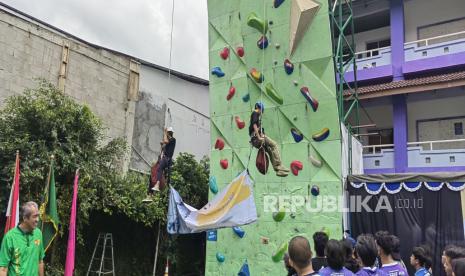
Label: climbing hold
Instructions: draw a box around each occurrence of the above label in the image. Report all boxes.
[220,159,229,169]
[256,148,270,175]
[284,59,294,75]
[238,260,250,276]
[209,176,218,194]
[236,46,245,57]
[289,0,320,54]
[275,43,280,49]
[293,116,298,121]
[290,160,303,176]
[274,0,285,8]
[290,213,296,219]
[290,128,303,143]
[265,83,284,105]
[211,67,225,78]
[233,226,245,238]
[310,155,322,167]
[227,85,236,101]
[257,35,269,49]
[242,94,250,102]
[250,68,264,83]
[235,116,245,129]
[300,87,318,112]
[215,138,225,150]
[247,12,268,34]
[260,236,270,244]
[216,252,225,263]
[272,209,285,222]
[272,242,288,262]
[312,128,330,142]
[220,47,229,60]
[311,185,320,196]
[293,80,298,86]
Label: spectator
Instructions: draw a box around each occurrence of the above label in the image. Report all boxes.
[342,238,360,273]
[319,240,354,276]
[452,258,465,276]
[410,246,432,276]
[312,231,329,271]
[444,246,465,276]
[375,231,408,276]
[284,252,298,276]
[288,236,320,276]
[354,234,385,276]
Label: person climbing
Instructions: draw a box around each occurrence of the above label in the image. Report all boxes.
[249,101,289,177]
[153,126,176,191]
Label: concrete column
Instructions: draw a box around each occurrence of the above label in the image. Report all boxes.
[393,95,408,172]
[390,0,405,81]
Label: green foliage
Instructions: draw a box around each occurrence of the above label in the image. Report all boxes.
[0,80,209,275]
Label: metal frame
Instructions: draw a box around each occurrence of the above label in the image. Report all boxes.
[329,0,360,173]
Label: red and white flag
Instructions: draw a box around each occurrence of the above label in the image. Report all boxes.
[5,152,20,234]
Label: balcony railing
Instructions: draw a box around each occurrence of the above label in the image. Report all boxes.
[363,138,465,153]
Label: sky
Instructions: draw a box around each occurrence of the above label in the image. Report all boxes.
[3,0,209,79]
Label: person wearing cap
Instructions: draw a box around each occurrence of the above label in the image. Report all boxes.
[152,126,176,192]
[249,102,289,177]
[375,231,407,276]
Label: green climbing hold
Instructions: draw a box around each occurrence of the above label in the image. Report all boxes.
[271,242,288,262]
[265,83,284,105]
[216,252,225,263]
[272,209,285,222]
[247,12,268,34]
[209,176,218,194]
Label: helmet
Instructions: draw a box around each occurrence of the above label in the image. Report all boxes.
[255,101,265,113]
[167,126,174,132]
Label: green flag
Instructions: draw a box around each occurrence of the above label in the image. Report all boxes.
[39,158,59,253]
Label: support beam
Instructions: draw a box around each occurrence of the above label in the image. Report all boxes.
[393,94,408,172]
[390,0,405,81]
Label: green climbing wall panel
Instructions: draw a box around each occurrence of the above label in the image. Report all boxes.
[207,0,342,274]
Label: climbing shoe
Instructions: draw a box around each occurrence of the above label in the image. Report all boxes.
[276,170,289,177]
[151,182,160,192]
[142,196,153,203]
[276,165,290,172]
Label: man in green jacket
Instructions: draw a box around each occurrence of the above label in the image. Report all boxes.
[0,201,45,276]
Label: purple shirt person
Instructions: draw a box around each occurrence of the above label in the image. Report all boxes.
[319,240,355,276]
[319,266,355,276]
[378,262,408,276]
[356,267,386,276]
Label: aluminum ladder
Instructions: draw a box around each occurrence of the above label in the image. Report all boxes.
[86,233,115,276]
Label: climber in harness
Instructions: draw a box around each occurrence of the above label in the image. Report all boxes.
[249,102,289,177]
[153,126,176,191]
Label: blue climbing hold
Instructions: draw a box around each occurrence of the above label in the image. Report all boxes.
[209,176,218,194]
[238,260,250,276]
[274,0,285,8]
[311,185,320,196]
[211,67,225,77]
[290,128,303,143]
[257,36,269,49]
[284,59,294,75]
[216,252,225,263]
[242,93,250,102]
[233,226,245,238]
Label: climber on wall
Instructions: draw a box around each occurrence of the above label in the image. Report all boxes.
[153,126,176,191]
[249,102,289,177]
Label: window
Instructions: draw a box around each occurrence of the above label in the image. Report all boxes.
[365,38,391,57]
[455,122,463,135]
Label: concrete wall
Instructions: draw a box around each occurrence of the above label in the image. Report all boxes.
[0,8,135,148]
[354,26,391,52]
[130,65,210,172]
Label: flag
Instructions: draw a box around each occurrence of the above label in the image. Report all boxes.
[64,169,79,276]
[5,152,20,234]
[39,157,59,252]
[167,170,257,234]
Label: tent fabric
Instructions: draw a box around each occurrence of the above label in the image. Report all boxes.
[348,172,465,195]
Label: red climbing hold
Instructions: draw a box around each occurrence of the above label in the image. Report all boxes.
[290,160,303,176]
[220,159,229,169]
[236,46,244,57]
[215,138,225,150]
[227,86,236,101]
[220,47,229,60]
[235,116,245,129]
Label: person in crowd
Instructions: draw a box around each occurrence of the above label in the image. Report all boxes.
[443,245,465,276]
[452,258,465,276]
[319,240,354,276]
[312,231,329,271]
[342,238,360,273]
[288,236,320,276]
[375,231,408,276]
[410,245,432,276]
[354,234,385,276]
[284,252,298,276]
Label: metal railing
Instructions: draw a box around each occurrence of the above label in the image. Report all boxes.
[363,138,465,153]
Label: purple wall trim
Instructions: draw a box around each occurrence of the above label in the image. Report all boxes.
[393,95,408,173]
[403,52,465,75]
[364,166,465,174]
[390,0,405,81]
[344,65,392,83]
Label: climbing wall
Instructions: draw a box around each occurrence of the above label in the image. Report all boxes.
[207,0,342,274]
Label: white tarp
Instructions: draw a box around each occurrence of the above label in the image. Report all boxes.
[167,170,258,234]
